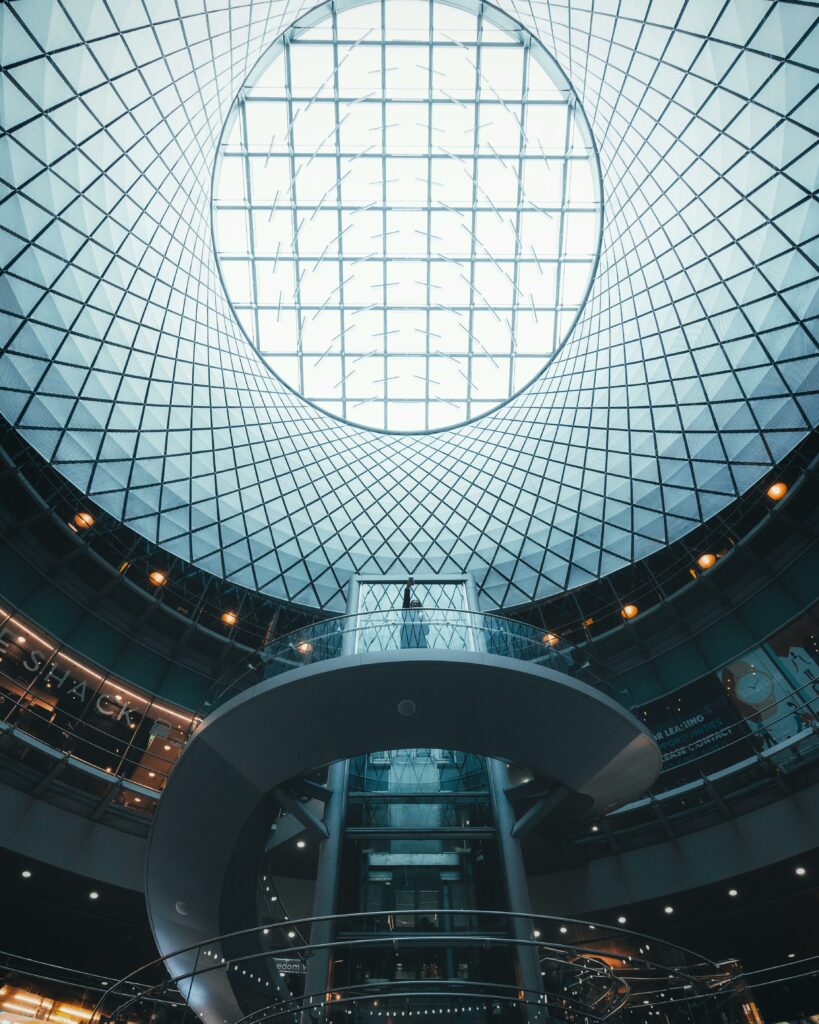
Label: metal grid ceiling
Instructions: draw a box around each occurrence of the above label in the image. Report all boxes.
[0,0,817,613]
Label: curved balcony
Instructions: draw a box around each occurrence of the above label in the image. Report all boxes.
[144,611,660,1010]
[203,609,613,713]
[91,911,752,1024]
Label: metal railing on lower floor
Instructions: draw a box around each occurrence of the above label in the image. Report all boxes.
[91,910,753,1024]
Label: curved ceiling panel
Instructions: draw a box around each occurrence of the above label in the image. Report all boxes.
[0,1,816,612]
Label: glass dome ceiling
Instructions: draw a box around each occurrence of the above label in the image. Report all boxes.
[0,0,816,612]
[213,0,601,432]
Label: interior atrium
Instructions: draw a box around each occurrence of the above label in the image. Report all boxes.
[0,1,817,1023]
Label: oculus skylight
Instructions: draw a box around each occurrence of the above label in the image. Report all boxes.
[1,0,815,612]
[213,0,602,432]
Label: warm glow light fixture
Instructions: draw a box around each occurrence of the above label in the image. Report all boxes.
[620,604,639,620]
[73,511,95,529]
[766,481,788,501]
[543,633,559,647]
[148,570,167,587]
[221,611,238,626]
[697,553,716,570]
[296,640,313,655]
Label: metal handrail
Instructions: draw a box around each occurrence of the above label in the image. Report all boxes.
[92,909,745,1024]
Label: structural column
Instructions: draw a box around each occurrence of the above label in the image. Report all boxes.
[302,758,349,1017]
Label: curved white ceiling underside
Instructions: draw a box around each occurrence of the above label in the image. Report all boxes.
[0,0,817,612]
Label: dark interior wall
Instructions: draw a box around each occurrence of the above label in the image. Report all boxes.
[0,847,155,977]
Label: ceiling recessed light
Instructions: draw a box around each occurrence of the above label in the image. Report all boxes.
[559,926,567,934]
[795,866,807,876]
[287,931,296,939]
[663,906,674,914]
[89,891,100,900]
[617,916,627,924]
[21,869,32,879]
[728,888,738,897]
[533,930,541,938]
[767,481,788,501]
[296,840,306,849]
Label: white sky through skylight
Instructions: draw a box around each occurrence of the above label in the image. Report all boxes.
[214,0,601,432]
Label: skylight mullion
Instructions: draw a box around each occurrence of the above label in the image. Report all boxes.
[239,97,262,352]
[508,39,530,399]
[379,0,389,431]
[552,103,573,353]
[464,1,485,423]
[423,0,435,429]
[283,34,306,395]
[330,3,349,420]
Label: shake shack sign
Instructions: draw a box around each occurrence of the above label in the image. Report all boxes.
[0,627,153,731]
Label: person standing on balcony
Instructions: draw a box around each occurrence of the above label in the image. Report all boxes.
[400,577,428,649]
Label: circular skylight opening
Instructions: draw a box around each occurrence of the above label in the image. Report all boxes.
[214,0,602,432]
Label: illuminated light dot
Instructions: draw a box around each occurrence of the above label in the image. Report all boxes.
[21,869,32,879]
[148,570,167,587]
[697,553,716,570]
[663,906,673,914]
[89,891,99,900]
[795,866,806,876]
[617,916,626,924]
[620,604,639,620]
[74,511,95,529]
[767,481,788,501]
[542,632,559,647]
[296,640,313,654]
[221,611,237,626]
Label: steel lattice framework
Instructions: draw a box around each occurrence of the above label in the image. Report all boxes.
[0,0,817,613]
